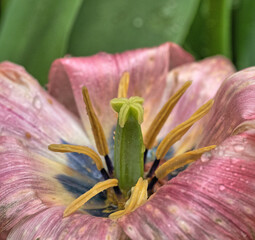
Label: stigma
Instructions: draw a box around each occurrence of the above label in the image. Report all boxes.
[48,72,215,219]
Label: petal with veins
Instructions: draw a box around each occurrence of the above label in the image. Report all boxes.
[119,132,255,239]
[7,207,125,240]
[198,67,255,147]
[0,62,102,180]
[159,56,235,154]
[0,136,109,233]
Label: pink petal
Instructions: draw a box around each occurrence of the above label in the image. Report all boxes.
[0,136,98,232]
[0,62,90,163]
[198,67,255,147]
[119,131,255,239]
[158,56,235,153]
[7,206,125,240]
[48,43,194,141]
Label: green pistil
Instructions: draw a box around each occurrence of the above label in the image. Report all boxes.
[111,97,145,195]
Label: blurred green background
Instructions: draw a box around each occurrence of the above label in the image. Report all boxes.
[0,0,254,85]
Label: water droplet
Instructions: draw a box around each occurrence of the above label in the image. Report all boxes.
[240,166,246,171]
[233,144,244,152]
[219,185,225,191]
[133,17,144,28]
[33,96,42,110]
[201,152,212,162]
[218,149,224,157]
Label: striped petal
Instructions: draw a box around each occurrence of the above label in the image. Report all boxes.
[198,67,255,147]
[0,136,107,233]
[7,207,125,240]
[0,62,102,180]
[48,43,194,144]
[158,56,235,154]
[119,131,255,239]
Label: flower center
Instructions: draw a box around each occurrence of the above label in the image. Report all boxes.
[48,72,216,219]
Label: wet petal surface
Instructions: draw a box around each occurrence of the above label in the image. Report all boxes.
[198,67,255,147]
[7,207,125,240]
[119,132,255,239]
[0,62,103,180]
[159,56,235,153]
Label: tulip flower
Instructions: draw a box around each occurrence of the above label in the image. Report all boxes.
[1,42,253,240]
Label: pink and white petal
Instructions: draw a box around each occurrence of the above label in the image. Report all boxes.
[119,131,255,239]
[0,136,102,233]
[164,56,235,129]
[48,43,194,142]
[198,67,255,147]
[0,62,91,165]
[157,56,235,154]
[7,206,126,240]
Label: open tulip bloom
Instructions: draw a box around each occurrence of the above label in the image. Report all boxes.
[0,42,255,239]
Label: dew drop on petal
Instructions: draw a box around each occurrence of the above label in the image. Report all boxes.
[233,144,244,152]
[33,96,42,110]
[219,184,225,191]
[240,166,246,171]
[201,152,212,162]
[218,150,224,157]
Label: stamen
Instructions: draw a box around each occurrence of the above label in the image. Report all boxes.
[109,177,148,219]
[155,145,216,179]
[63,179,118,218]
[144,81,192,150]
[118,72,130,98]
[48,144,104,171]
[82,87,109,156]
[156,99,214,160]
[82,87,113,174]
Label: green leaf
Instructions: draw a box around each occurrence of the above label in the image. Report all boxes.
[184,0,232,59]
[232,0,255,69]
[68,0,200,56]
[0,0,83,84]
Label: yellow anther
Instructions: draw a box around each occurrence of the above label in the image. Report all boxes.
[109,177,148,219]
[63,179,118,218]
[155,145,216,179]
[156,99,214,160]
[144,81,192,150]
[48,144,104,170]
[82,87,109,156]
[118,72,130,98]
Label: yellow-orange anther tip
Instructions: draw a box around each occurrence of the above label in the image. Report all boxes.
[144,80,192,150]
[118,72,130,98]
[155,145,217,179]
[63,179,118,218]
